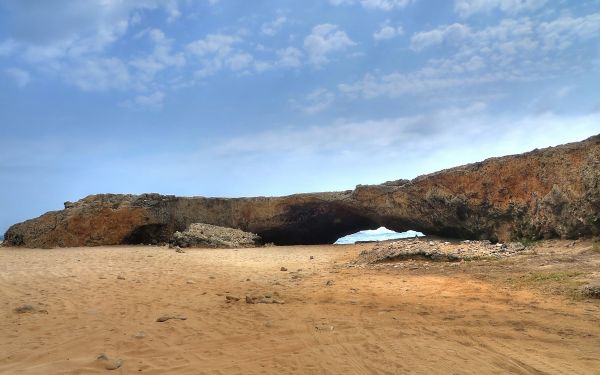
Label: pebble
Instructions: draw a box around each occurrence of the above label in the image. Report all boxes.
[325,280,335,286]
[225,295,240,302]
[280,267,288,271]
[117,275,126,280]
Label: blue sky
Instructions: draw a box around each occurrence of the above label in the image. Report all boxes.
[1,0,600,233]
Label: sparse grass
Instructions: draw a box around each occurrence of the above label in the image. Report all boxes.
[590,244,600,254]
[524,271,582,283]
[519,238,538,247]
[518,271,586,298]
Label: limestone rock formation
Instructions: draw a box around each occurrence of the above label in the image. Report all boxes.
[170,223,261,248]
[3,135,599,248]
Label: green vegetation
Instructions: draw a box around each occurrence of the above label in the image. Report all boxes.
[519,238,538,247]
[519,271,586,298]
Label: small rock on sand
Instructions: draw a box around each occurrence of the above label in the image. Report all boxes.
[325,280,335,287]
[14,304,35,314]
[97,354,123,370]
[225,295,240,302]
[156,315,187,322]
[117,275,125,280]
[245,295,285,304]
[280,267,288,271]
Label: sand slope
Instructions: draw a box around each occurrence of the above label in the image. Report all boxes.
[1,244,599,374]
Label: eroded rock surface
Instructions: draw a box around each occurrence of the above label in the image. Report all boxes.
[3,135,600,248]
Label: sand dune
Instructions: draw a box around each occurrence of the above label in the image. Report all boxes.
[1,243,599,374]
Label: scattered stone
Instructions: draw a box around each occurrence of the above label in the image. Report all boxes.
[186,280,195,284]
[580,285,600,299]
[310,256,314,260]
[117,275,126,280]
[156,315,187,322]
[175,246,185,253]
[133,331,146,339]
[280,267,288,272]
[325,280,335,287]
[225,295,240,302]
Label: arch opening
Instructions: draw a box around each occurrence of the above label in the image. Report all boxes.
[334,227,424,244]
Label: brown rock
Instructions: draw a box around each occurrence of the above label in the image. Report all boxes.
[4,135,600,247]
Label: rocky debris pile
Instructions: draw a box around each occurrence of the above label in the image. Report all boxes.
[170,223,261,248]
[354,239,528,264]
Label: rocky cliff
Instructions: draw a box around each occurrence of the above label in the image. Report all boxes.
[4,135,599,248]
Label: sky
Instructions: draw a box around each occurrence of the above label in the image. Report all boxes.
[1,0,600,233]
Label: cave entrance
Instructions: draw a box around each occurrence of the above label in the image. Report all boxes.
[122,223,171,245]
[334,227,424,244]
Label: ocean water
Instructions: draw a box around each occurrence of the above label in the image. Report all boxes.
[335,227,424,244]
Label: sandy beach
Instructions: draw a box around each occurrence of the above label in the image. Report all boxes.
[1,241,599,374]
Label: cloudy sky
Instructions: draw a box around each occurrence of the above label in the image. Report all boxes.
[1,0,600,232]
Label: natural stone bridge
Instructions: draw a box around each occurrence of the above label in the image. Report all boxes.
[4,135,599,248]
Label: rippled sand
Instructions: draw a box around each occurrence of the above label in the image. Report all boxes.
[1,242,599,374]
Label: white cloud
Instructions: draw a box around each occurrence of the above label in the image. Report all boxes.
[330,0,413,11]
[292,88,336,114]
[373,22,404,41]
[214,107,600,183]
[130,28,185,83]
[66,57,131,91]
[277,47,303,68]
[455,0,547,17]
[410,23,471,51]
[303,24,356,66]
[260,16,287,36]
[187,34,240,57]
[187,33,258,77]
[5,67,31,88]
[348,12,600,101]
[227,52,254,71]
[122,90,165,110]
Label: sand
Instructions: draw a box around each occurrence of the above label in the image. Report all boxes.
[1,242,599,374]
